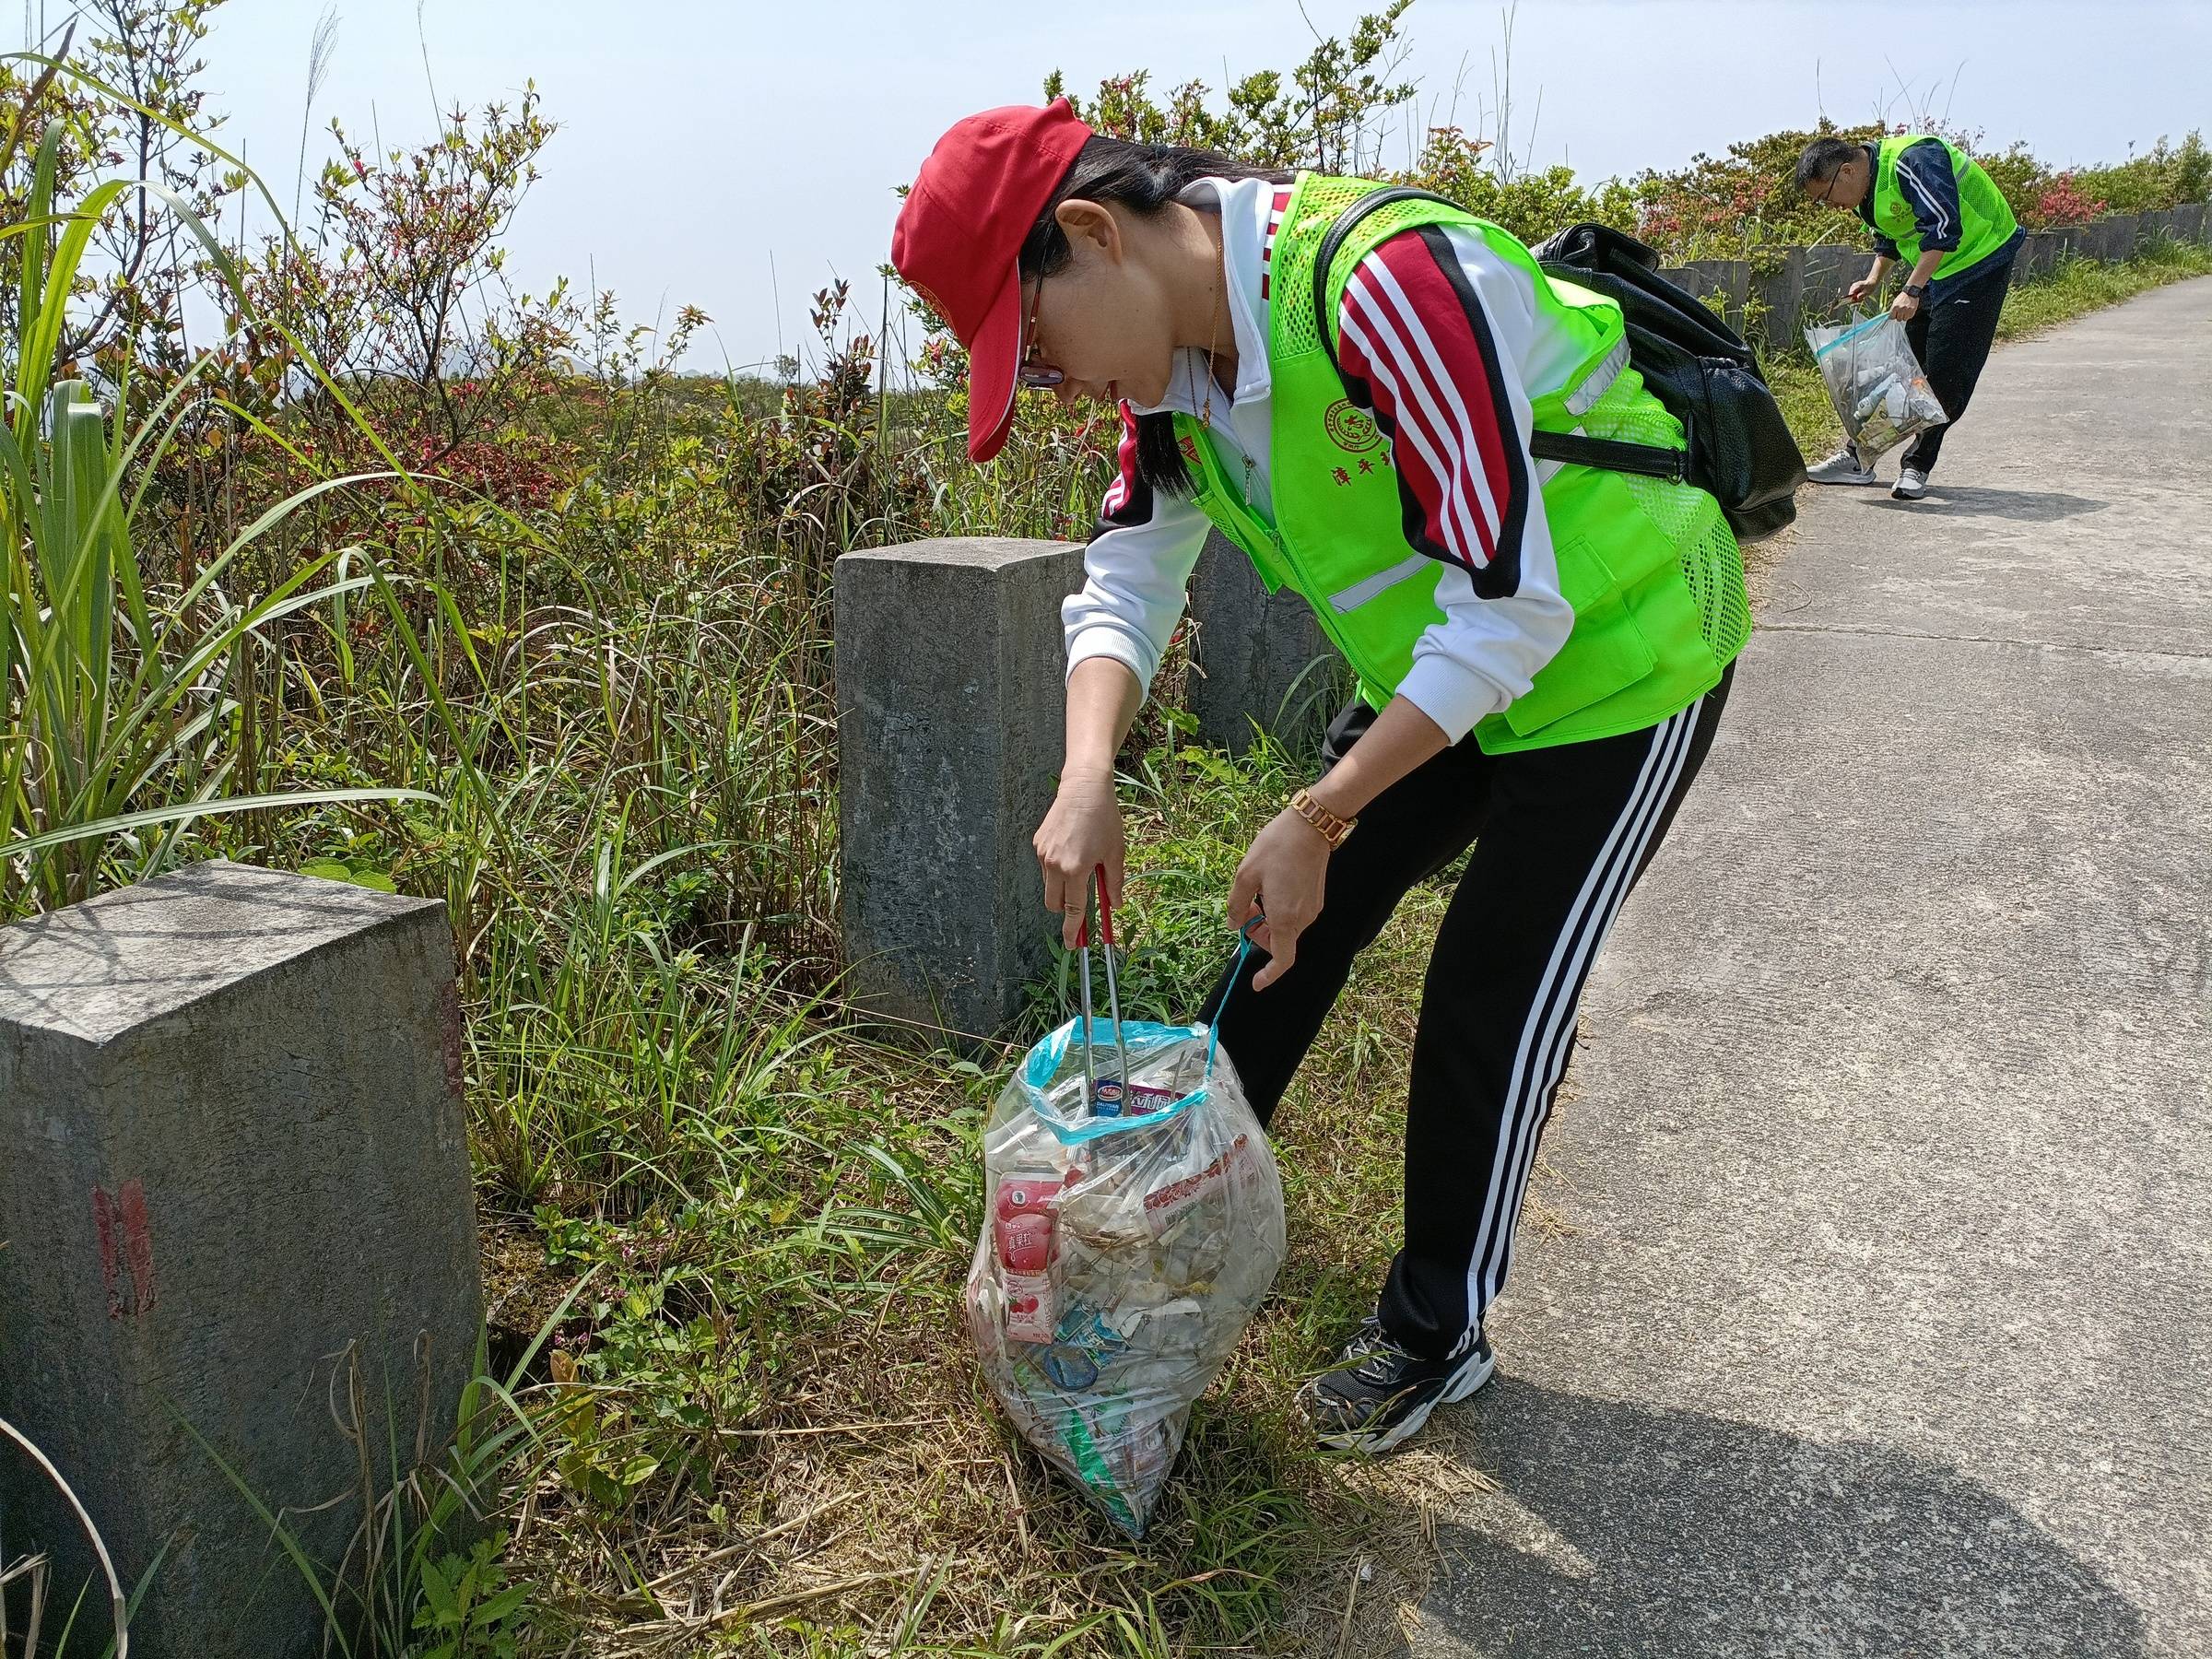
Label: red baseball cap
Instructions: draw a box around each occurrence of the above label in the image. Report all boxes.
[893,99,1094,463]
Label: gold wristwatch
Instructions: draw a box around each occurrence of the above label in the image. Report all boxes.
[1288,787,1356,850]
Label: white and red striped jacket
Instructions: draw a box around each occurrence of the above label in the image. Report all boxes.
[1064,173,1588,745]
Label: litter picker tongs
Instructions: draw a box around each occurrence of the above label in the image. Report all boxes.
[1075,863,1132,1115]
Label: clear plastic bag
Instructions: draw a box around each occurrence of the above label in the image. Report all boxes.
[964,1010,1286,1536]
[1805,312,1948,462]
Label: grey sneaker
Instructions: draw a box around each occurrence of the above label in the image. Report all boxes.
[1806,446,1878,486]
[1891,468,1929,500]
[1298,1317,1496,1454]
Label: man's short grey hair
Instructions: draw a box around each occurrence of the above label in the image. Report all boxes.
[1796,135,1861,191]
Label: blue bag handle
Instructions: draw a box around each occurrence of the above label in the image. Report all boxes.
[1204,913,1262,1078]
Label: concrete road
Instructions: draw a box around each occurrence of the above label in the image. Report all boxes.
[1411,277,2212,1657]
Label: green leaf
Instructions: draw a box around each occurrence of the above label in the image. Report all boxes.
[8,788,441,859]
[476,1584,528,1624]
[418,1555,460,1623]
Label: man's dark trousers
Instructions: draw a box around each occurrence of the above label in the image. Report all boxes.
[1900,252,2018,476]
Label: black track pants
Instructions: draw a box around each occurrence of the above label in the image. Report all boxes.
[1208,666,1734,1360]
[1900,253,2016,476]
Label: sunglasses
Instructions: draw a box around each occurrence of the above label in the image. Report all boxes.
[1018,269,1064,390]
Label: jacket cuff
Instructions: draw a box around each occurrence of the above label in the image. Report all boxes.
[1394,655,1509,747]
[1065,627,1155,695]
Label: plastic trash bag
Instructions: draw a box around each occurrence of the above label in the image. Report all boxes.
[1806,312,1948,462]
[964,1014,1286,1536]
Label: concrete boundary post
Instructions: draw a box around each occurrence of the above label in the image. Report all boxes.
[833,536,1085,1036]
[1753,246,1807,344]
[0,860,482,1658]
[1185,530,1342,758]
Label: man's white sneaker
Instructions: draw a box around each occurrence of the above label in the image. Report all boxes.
[1891,468,1929,500]
[1806,447,1878,486]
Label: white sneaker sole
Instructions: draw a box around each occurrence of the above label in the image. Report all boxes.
[1311,1347,1498,1456]
[1808,472,1881,487]
[1891,484,1927,500]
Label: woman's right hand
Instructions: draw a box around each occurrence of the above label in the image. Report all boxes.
[1033,769,1125,948]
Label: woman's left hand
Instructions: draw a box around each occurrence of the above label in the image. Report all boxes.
[1227,809,1331,991]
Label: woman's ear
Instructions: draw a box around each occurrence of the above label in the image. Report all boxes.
[1053,198,1124,265]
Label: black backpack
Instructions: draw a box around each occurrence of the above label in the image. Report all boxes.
[1315,194,1806,544]
[1531,221,1805,544]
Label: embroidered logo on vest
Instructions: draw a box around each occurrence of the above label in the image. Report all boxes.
[1324,398,1382,453]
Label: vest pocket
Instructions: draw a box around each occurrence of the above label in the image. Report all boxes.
[1501,532,1656,738]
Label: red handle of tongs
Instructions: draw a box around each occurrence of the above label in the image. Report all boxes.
[1075,864,1117,949]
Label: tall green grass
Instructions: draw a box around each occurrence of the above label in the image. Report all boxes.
[0,118,438,917]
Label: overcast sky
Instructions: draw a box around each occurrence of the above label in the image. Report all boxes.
[37,0,2209,374]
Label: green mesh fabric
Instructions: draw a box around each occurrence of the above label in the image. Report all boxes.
[1276,177,1459,359]
[1579,367,1753,665]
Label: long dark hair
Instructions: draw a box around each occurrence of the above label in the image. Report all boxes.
[1023,136,1295,497]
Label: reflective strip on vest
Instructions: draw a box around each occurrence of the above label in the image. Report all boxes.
[1562,336,1630,418]
[1328,552,1430,615]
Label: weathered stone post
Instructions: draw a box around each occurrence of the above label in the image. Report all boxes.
[1752,245,1807,346]
[1798,242,1870,323]
[0,859,482,1659]
[834,536,1086,1036]
[1185,530,1342,757]
[1664,258,1752,330]
[2016,231,2058,282]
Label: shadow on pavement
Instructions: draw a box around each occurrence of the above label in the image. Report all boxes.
[1393,1377,2147,1658]
[1862,484,2109,522]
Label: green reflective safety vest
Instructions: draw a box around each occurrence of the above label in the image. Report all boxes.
[1872,134,2019,281]
[1174,172,1748,755]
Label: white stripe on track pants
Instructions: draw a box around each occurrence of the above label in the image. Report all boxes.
[1208,665,1734,1359]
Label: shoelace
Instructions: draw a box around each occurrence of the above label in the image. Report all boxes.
[1347,1319,1418,1385]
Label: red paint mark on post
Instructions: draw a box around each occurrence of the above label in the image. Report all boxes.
[90,1179,156,1318]
[119,1180,155,1313]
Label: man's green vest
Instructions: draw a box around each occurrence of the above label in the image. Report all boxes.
[1174,172,1748,755]
[1872,135,2019,281]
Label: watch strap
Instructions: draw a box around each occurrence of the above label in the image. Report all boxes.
[1288,787,1356,849]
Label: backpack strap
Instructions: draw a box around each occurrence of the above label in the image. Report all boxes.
[1527,429,1687,481]
[1312,186,1463,377]
[1312,186,1689,486]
